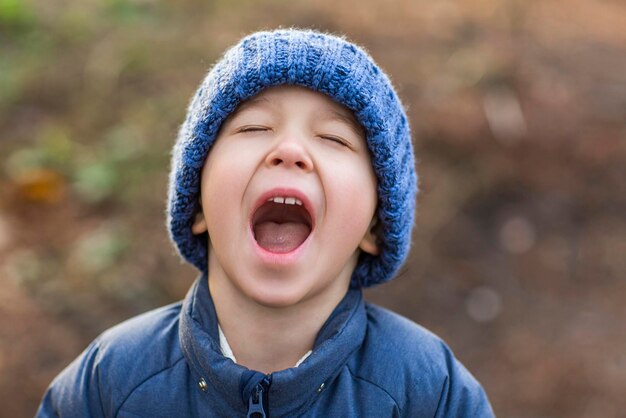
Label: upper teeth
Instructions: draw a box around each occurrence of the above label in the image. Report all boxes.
[268,196,303,206]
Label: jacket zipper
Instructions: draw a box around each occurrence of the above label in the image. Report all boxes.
[246,374,272,418]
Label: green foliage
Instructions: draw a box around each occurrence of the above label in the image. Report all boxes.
[4,125,74,177]
[0,0,35,30]
[72,223,130,274]
[71,124,148,203]
[3,121,154,204]
[73,161,120,202]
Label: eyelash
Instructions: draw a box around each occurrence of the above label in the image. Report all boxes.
[238,126,269,133]
[319,135,349,147]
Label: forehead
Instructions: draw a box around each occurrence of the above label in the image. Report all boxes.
[230,85,365,136]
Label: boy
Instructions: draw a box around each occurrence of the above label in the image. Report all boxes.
[38,29,494,417]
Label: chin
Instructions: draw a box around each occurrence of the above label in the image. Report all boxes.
[243,281,313,309]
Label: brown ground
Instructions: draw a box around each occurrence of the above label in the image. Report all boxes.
[1,0,625,416]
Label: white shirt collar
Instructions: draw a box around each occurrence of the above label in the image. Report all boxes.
[218,324,312,368]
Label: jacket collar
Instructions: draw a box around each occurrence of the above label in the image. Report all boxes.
[179,275,366,416]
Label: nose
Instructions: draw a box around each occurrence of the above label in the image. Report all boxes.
[264,134,313,172]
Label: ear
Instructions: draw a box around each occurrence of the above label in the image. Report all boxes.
[191,203,208,235]
[358,216,380,256]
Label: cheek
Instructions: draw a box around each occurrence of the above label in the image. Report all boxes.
[200,148,249,232]
[324,159,378,241]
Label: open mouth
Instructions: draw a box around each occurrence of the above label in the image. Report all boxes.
[251,195,313,254]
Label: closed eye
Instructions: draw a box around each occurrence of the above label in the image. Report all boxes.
[319,134,352,149]
[237,125,270,133]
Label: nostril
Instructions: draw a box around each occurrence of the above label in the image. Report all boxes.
[269,157,308,169]
[265,143,312,170]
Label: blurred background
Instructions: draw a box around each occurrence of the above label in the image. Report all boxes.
[1,0,625,416]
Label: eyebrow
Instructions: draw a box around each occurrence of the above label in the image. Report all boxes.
[326,109,365,138]
[229,96,272,117]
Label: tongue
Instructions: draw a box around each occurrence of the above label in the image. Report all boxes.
[254,221,310,253]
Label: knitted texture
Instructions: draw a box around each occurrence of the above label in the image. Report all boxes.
[167,29,417,288]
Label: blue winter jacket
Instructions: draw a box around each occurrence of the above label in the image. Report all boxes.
[37,276,495,417]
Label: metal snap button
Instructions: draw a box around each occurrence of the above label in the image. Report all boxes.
[198,377,208,392]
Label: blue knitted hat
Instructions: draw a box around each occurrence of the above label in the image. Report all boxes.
[167,29,417,288]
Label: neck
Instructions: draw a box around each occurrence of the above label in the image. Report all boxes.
[208,275,348,374]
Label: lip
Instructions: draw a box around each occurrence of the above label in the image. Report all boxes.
[248,187,316,263]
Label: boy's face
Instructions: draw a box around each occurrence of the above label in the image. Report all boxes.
[192,85,378,309]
